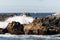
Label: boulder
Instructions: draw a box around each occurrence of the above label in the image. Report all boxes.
[28,23,47,35]
[24,17,47,35]
[24,17,60,35]
[46,27,60,35]
[6,21,24,34]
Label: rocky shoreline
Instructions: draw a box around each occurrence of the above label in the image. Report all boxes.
[0,13,60,35]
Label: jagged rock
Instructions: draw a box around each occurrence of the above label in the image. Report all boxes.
[6,21,24,34]
[46,27,60,35]
[24,17,47,35]
[0,13,60,35]
[28,23,47,35]
[42,16,60,27]
[41,14,60,35]
[32,17,41,24]
[23,17,60,35]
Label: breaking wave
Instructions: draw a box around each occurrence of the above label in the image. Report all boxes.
[0,13,60,40]
[0,15,34,29]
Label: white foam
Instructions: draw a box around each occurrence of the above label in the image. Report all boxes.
[0,22,9,29]
[0,15,34,29]
[6,15,34,24]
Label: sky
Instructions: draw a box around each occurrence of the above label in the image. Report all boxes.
[0,0,60,13]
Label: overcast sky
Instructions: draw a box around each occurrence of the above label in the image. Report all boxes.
[0,0,60,13]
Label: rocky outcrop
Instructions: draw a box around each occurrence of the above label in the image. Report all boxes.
[41,13,60,35]
[24,16,60,35]
[0,17,59,35]
[24,17,47,35]
[46,27,60,35]
[42,15,60,27]
[0,13,60,35]
[6,21,24,34]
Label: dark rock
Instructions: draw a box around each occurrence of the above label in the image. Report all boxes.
[0,28,5,34]
[46,27,60,35]
[6,21,24,34]
[2,28,8,33]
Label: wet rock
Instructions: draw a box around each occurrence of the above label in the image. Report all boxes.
[6,21,24,34]
[24,17,47,35]
[28,23,47,35]
[28,16,60,35]
[0,28,5,34]
[46,27,60,35]
[41,16,60,35]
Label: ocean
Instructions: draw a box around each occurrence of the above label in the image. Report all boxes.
[13,13,54,18]
[0,13,60,40]
[0,13,53,18]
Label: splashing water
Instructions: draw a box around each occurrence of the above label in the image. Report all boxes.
[0,15,34,29]
[6,15,34,24]
[0,14,60,40]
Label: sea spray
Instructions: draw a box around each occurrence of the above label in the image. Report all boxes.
[0,22,9,29]
[6,15,34,24]
[0,15,34,29]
